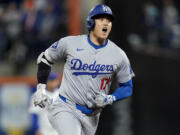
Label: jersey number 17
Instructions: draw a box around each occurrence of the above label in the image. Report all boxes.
[100,78,111,90]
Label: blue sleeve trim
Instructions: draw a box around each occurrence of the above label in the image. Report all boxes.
[111,79,133,102]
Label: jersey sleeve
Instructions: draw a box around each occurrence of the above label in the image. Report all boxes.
[44,38,67,63]
[116,51,135,83]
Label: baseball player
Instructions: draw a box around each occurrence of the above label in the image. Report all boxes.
[30,72,60,135]
[33,4,134,135]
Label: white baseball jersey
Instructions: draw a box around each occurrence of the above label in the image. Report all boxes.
[44,34,133,107]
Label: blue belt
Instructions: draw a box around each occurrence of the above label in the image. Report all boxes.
[59,95,94,115]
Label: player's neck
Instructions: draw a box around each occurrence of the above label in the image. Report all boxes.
[89,32,106,46]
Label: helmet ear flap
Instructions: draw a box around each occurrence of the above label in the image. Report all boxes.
[87,18,95,31]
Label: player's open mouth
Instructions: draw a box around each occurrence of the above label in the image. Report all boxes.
[102,27,108,33]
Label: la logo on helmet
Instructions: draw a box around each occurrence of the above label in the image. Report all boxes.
[102,5,109,12]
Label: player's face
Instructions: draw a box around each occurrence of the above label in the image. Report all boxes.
[91,15,112,41]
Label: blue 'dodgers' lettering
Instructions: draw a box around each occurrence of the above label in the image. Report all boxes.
[70,58,113,78]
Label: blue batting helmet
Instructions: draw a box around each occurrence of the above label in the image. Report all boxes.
[48,72,59,80]
[86,4,114,31]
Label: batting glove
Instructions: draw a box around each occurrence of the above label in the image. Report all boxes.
[95,92,116,108]
[33,83,51,108]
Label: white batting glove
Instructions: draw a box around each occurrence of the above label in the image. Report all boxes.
[33,83,51,108]
[95,92,116,108]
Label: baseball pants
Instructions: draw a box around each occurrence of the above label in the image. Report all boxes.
[47,97,100,135]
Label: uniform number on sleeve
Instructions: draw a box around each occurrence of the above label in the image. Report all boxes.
[100,78,111,90]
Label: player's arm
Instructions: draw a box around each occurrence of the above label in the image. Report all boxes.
[37,37,67,84]
[37,52,53,84]
[33,38,67,108]
[110,79,133,102]
[95,51,134,107]
[33,52,54,108]
[112,50,134,101]
[94,80,133,107]
[37,37,67,83]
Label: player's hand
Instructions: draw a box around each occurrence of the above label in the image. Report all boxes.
[94,92,116,108]
[33,83,51,108]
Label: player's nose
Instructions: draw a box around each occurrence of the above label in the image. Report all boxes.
[102,18,111,26]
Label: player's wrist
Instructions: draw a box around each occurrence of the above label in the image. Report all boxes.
[37,83,46,91]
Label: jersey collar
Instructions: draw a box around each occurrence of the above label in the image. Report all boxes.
[87,35,108,49]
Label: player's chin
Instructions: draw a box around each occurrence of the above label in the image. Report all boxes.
[101,33,109,39]
[98,36,107,41]
[103,30,111,37]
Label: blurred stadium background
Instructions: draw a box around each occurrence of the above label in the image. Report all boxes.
[0,0,180,135]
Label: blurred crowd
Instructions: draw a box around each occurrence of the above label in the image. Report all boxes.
[0,0,67,73]
[128,0,180,52]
